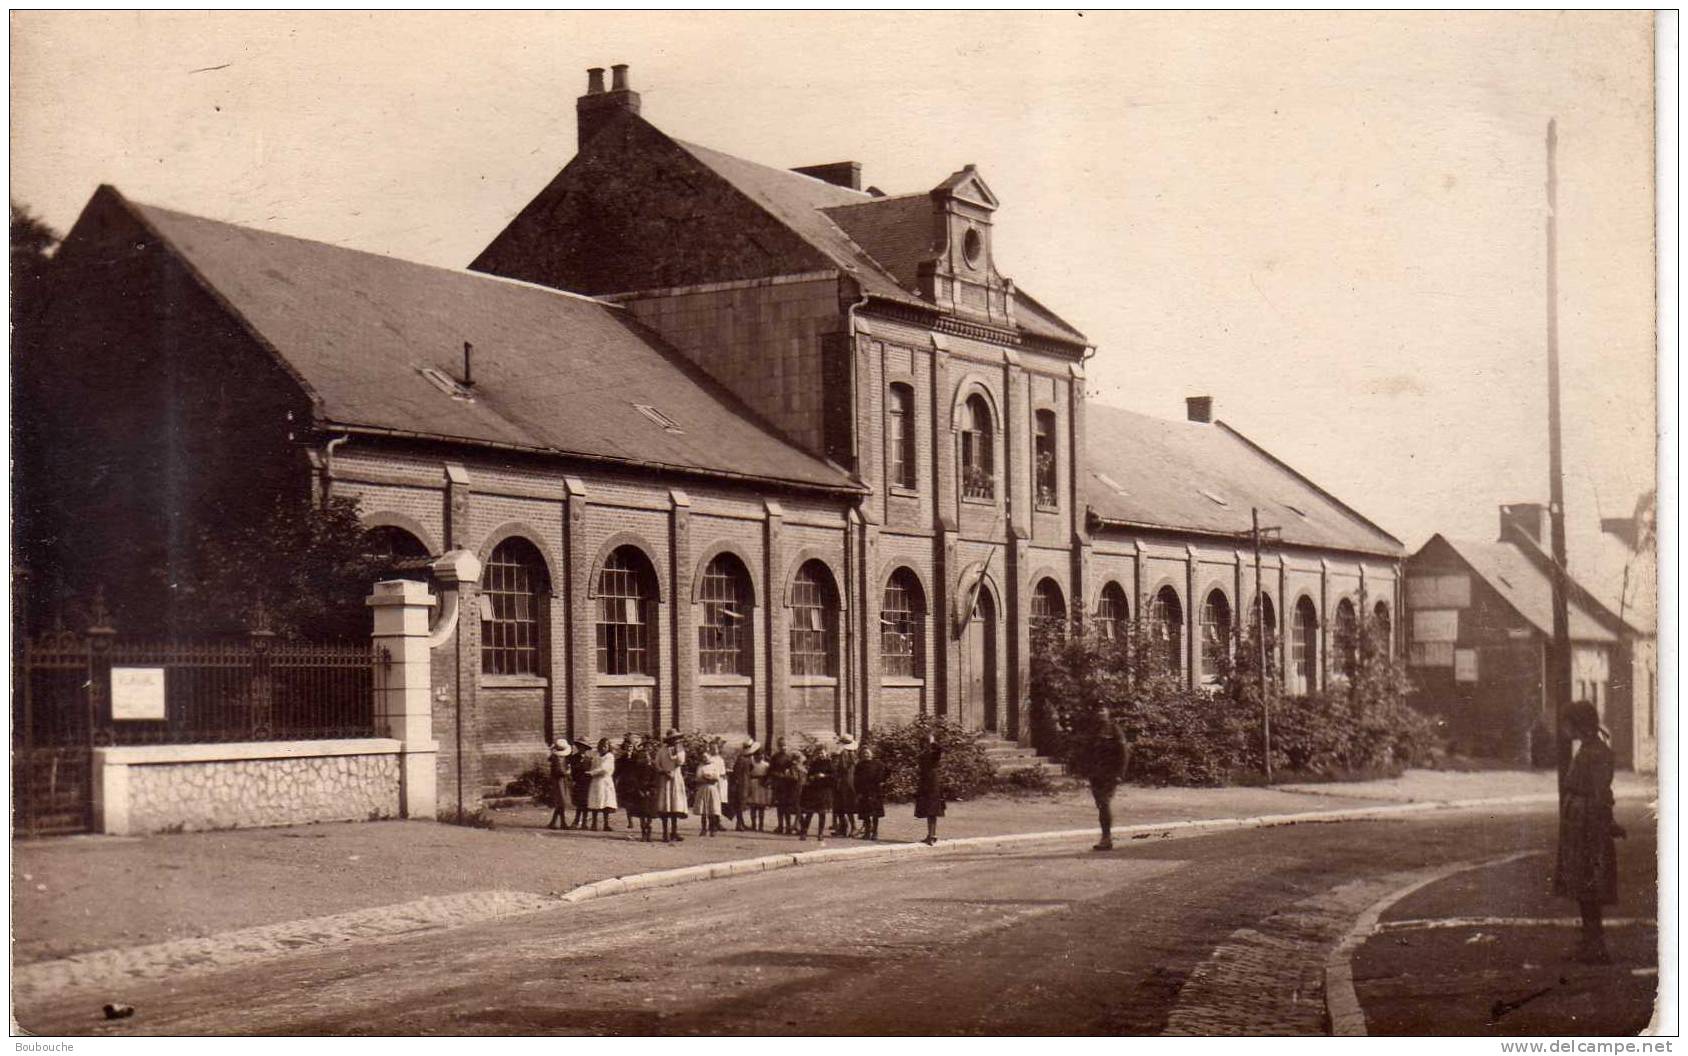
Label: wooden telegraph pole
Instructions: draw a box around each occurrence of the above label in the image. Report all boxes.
[1253,508,1273,784]
[1545,118,1574,794]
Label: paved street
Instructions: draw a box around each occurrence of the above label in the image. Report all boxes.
[17,799,1657,1036]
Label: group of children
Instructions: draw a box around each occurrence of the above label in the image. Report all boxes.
[546,731,898,843]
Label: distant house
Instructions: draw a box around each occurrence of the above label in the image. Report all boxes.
[1404,503,1656,770]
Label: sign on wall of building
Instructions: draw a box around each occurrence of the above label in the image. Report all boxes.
[1407,575,1471,609]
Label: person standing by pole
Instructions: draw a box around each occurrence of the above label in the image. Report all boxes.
[1553,701,1622,963]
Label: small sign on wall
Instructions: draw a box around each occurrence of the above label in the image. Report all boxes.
[111,666,167,720]
[1454,649,1479,683]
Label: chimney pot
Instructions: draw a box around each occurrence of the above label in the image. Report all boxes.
[1185,396,1213,424]
[611,63,630,91]
[577,64,642,149]
[586,67,606,94]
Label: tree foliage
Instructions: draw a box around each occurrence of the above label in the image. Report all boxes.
[1030,599,1439,786]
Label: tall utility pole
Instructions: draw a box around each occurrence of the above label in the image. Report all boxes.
[1545,117,1574,793]
[1253,508,1273,784]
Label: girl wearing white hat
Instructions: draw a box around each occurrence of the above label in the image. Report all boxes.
[546,739,574,830]
[587,737,619,829]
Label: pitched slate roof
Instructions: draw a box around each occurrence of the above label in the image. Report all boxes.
[672,139,1089,347]
[1434,537,1616,642]
[120,191,861,492]
[1084,403,1403,556]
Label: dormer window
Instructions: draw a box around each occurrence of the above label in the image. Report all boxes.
[962,227,983,268]
[960,394,995,501]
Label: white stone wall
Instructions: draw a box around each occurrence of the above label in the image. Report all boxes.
[124,752,401,834]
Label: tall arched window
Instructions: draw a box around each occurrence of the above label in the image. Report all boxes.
[1031,578,1066,633]
[960,394,995,500]
[1152,586,1183,678]
[790,560,840,677]
[1335,599,1359,680]
[1292,596,1318,694]
[1034,409,1058,507]
[881,569,926,679]
[887,383,916,490]
[1373,601,1392,657]
[1200,589,1232,684]
[483,537,548,676]
[698,553,753,676]
[1096,582,1129,640]
[596,546,657,676]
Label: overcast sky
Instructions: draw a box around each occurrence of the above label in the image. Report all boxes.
[9,11,1660,600]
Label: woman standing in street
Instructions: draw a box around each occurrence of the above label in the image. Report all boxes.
[1553,700,1623,964]
[546,739,574,830]
[831,735,858,837]
[914,731,945,845]
[587,737,619,829]
[655,729,690,843]
[853,745,885,840]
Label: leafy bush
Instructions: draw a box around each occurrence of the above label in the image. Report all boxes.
[506,763,553,804]
[437,806,496,829]
[863,715,996,801]
[1029,604,1439,787]
[994,766,1060,796]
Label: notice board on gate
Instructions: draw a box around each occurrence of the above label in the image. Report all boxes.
[111,666,167,720]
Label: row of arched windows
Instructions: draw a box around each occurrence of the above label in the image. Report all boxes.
[454,533,1392,692]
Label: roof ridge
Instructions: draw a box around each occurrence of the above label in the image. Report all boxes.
[130,197,620,310]
[669,137,876,201]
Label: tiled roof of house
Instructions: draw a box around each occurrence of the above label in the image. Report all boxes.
[122,192,862,492]
[673,139,1089,347]
[1084,403,1403,556]
[1434,537,1617,642]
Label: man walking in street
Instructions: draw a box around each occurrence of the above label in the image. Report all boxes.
[1079,719,1131,851]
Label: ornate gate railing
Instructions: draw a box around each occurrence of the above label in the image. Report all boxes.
[13,598,382,836]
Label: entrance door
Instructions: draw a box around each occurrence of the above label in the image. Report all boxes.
[964,590,998,733]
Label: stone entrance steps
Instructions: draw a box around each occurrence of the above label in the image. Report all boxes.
[975,734,1067,777]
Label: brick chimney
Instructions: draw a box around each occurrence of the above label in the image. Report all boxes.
[577,63,641,149]
[1185,396,1213,424]
[1498,502,1548,545]
[791,161,862,191]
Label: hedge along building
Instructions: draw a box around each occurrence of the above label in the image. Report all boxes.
[25,65,1404,804]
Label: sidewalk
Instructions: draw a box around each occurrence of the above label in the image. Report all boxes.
[11,767,1642,967]
[1348,799,1659,1036]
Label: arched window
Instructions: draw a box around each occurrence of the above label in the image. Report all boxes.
[1095,583,1129,640]
[482,537,548,676]
[1031,578,1066,632]
[1373,601,1392,657]
[1034,409,1058,507]
[887,383,916,490]
[960,394,995,500]
[364,525,430,576]
[596,546,657,676]
[790,561,840,677]
[698,553,753,676]
[1335,599,1359,680]
[881,569,926,679]
[1200,589,1232,683]
[1152,586,1183,678]
[1292,596,1318,693]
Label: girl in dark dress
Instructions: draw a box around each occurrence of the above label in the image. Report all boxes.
[729,740,758,831]
[769,739,796,835]
[799,748,833,842]
[784,750,808,837]
[914,733,944,845]
[628,740,659,843]
[568,740,594,830]
[615,733,640,831]
[831,735,858,837]
[1553,701,1622,964]
[546,739,574,830]
[853,746,885,840]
